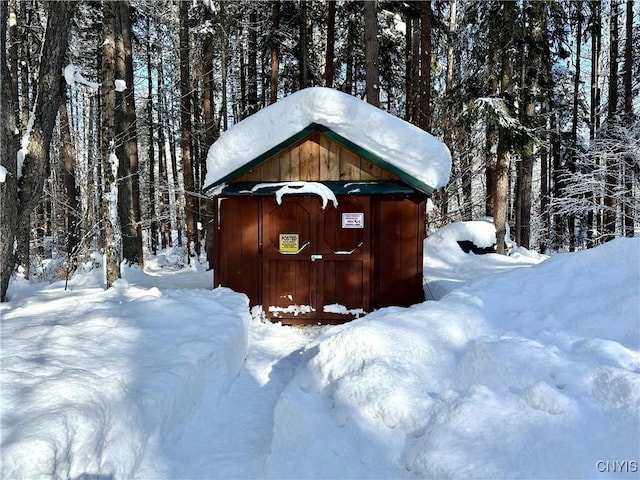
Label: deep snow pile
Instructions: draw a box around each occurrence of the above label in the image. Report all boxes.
[0,259,250,479]
[266,237,640,479]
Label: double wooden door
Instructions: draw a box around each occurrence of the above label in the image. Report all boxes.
[262,195,371,323]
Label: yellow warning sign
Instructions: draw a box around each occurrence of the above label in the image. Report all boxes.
[279,233,299,254]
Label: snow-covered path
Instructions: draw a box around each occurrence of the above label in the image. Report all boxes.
[124,256,324,477]
[161,316,321,478]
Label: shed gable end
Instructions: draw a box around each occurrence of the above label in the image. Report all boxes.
[236,131,399,184]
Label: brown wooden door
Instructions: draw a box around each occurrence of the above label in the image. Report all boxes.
[262,195,371,324]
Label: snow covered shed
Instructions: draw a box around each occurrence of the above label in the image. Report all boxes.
[203,87,451,324]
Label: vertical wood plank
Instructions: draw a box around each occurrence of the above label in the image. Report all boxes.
[360,159,382,180]
[290,145,301,180]
[279,150,292,181]
[400,198,418,306]
[260,154,280,181]
[241,198,261,305]
[237,168,260,181]
[327,137,340,180]
[300,139,319,180]
[376,199,402,306]
[319,135,331,180]
[339,146,361,180]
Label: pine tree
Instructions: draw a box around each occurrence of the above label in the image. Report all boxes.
[179,0,199,259]
[101,0,121,288]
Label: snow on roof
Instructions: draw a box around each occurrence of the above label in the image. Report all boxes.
[204,87,451,193]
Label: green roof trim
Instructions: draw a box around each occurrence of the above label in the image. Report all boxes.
[219,180,420,196]
[203,123,435,196]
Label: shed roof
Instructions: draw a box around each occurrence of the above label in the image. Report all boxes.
[204,87,451,195]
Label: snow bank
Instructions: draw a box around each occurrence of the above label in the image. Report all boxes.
[1,274,249,479]
[205,87,451,191]
[266,237,640,479]
[424,219,546,300]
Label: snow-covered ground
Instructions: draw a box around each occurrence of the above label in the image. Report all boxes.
[1,224,639,479]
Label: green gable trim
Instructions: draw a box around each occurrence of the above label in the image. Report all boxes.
[203,123,435,196]
[219,180,420,196]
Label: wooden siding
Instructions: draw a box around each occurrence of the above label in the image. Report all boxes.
[372,194,425,308]
[236,132,398,183]
[212,192,426,324]
[214,196,262,305]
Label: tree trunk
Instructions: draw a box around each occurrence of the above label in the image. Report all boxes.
[115,0,136,266]
[220,3,229,130]
[567,1,583,251]
[404,8,416,122]
[443,0,459,216]
[247,8,258,115]
[485,48,499,217]
[201,27,217,188]
[239,39,246,121]
[270,1,280,104]
[157,51,171,250]
[539,103,550,253]
[551,112,564,250]
[494,3,515,254]
[364,0,380,106]
[8,0,18,118]
[169,113,183,247]
[345,15,355,95]
[87,93,99,252]
[587,0,602,247]
[623,0,634,237]
[0,0,20,301]
[516,135,534,249]
[146,16,158,255]
[58,86,79,257]
[118,0,143,266]
[18,1,30,132]
[325,0,336,88]
[179,0,199,258]
[101,0,121,288]
[623,0,633,115]
[590,1,602,140]
[300,1,309,89]
[604,0,619,240]
[15,1,73,277]
[418,0,432,131]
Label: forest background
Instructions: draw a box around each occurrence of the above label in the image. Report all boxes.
[0,0,638,301]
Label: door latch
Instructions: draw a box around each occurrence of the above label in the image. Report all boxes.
[311,254,323,262]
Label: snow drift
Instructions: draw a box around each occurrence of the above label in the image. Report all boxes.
[1,267,250,479]
[266,237,640,479]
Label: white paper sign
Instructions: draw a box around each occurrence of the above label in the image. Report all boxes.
[342,212,364,229]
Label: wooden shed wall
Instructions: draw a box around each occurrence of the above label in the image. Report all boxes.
[211,193,426,321]
[213,196,261,305]
[236,132,400,183]
[372,194,426,308]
